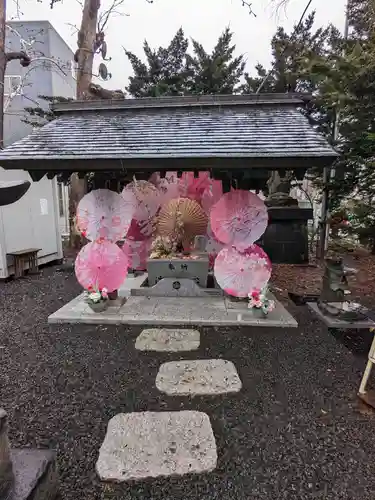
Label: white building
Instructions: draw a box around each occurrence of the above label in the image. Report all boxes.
[0,20,75,278]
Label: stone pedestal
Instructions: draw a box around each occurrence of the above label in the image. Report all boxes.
[0,409,14,498]
[147,256,209,287]
[0,409,58,500]
[259,207,313,264]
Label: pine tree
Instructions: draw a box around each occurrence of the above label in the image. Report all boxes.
[243,13,341,93]
[186,27,245,94]
[22,95,73,128]
[125,27,245,97]
[125,28,191,97]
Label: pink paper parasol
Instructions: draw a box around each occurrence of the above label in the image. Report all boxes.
[179,171,212,203]
[76,189,135,242]
[205,223,225,269]
[126,218,154,241]
[210,190,268,251]
[75,240,128,292]
[201,180,223,214]
[122,180,161,225]
[214,245,271,298]
[150,171,180,206]
[122,238,151,270]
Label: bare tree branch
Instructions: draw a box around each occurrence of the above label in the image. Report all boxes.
[240,0,257,17]
[98,0,128,33]
[3,55,69,113]
[66,22,79,34]
[10,0,24,18]
[5,50,31,65]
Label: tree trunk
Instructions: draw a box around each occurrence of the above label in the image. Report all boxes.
[0,0,6,149]
[70,0,100,248]
[69,173,87,249]
[76,0,100,99]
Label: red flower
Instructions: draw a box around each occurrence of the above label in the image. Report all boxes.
[81,231,87,238]
[251,290,260,299]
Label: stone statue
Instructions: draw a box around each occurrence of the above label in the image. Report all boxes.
[317,258,367,321]
[265,170,298,207]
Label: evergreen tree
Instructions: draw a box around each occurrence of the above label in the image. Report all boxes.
[243,13,341,94]
[125,27,245,97]
[22,95,73,128]
[186,27,245,94]
[125,28,191,97]
[243,12,341,137]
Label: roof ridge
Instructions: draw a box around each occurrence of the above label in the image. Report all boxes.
[52,93,310,114]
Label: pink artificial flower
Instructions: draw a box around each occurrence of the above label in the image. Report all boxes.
[267,300,275,312]
[101,287,108,299]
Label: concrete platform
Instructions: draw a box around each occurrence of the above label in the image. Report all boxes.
[48,293,297,327]
[307,302,375,330]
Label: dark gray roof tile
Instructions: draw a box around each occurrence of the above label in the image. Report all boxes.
[0,106,336,163]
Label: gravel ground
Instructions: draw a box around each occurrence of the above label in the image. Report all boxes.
[1,265,375,499]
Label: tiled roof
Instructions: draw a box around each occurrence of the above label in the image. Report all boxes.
[0,94,337,171]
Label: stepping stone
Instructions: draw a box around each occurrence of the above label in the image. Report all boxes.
[96,411,217,481]
[156,359,242,396]
[135,328,200,352]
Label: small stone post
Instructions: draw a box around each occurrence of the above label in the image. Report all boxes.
[0,409,14,497]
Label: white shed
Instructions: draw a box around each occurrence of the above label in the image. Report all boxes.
[0,168,63,279]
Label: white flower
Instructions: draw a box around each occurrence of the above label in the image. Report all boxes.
[89,291,101,303]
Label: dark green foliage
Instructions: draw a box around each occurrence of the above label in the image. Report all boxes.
[125,28,191,97]
[242,12,342,139]
[22,95,73,128]
[186,27,245,95]
[125,27,245,97]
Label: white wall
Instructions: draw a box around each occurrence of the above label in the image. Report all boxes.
[0,168,63,278]
[57,181,70,236]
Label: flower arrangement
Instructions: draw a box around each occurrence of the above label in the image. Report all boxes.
[149,235,179,259]
[248,286,275,316]
[84,285,109,309]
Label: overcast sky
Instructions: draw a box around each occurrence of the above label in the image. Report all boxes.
[7,0,347,90]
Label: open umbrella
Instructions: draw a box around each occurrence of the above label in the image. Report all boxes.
[201,180,223,214]
[0,180,30,206]
[205,223,225,269]
[126,218,155,241]
[210,190,268,251]
[157,197,208,248]
[122,238,151,271]
[122,180,161,226]
[214,245,271,298]
[75,240,128,292]
[179,171,212,204]
[76,189,135,242]
[149,171,180,206]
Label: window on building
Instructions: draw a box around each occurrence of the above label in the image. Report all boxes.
[58,182,64,217]
[4,75,23,97]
